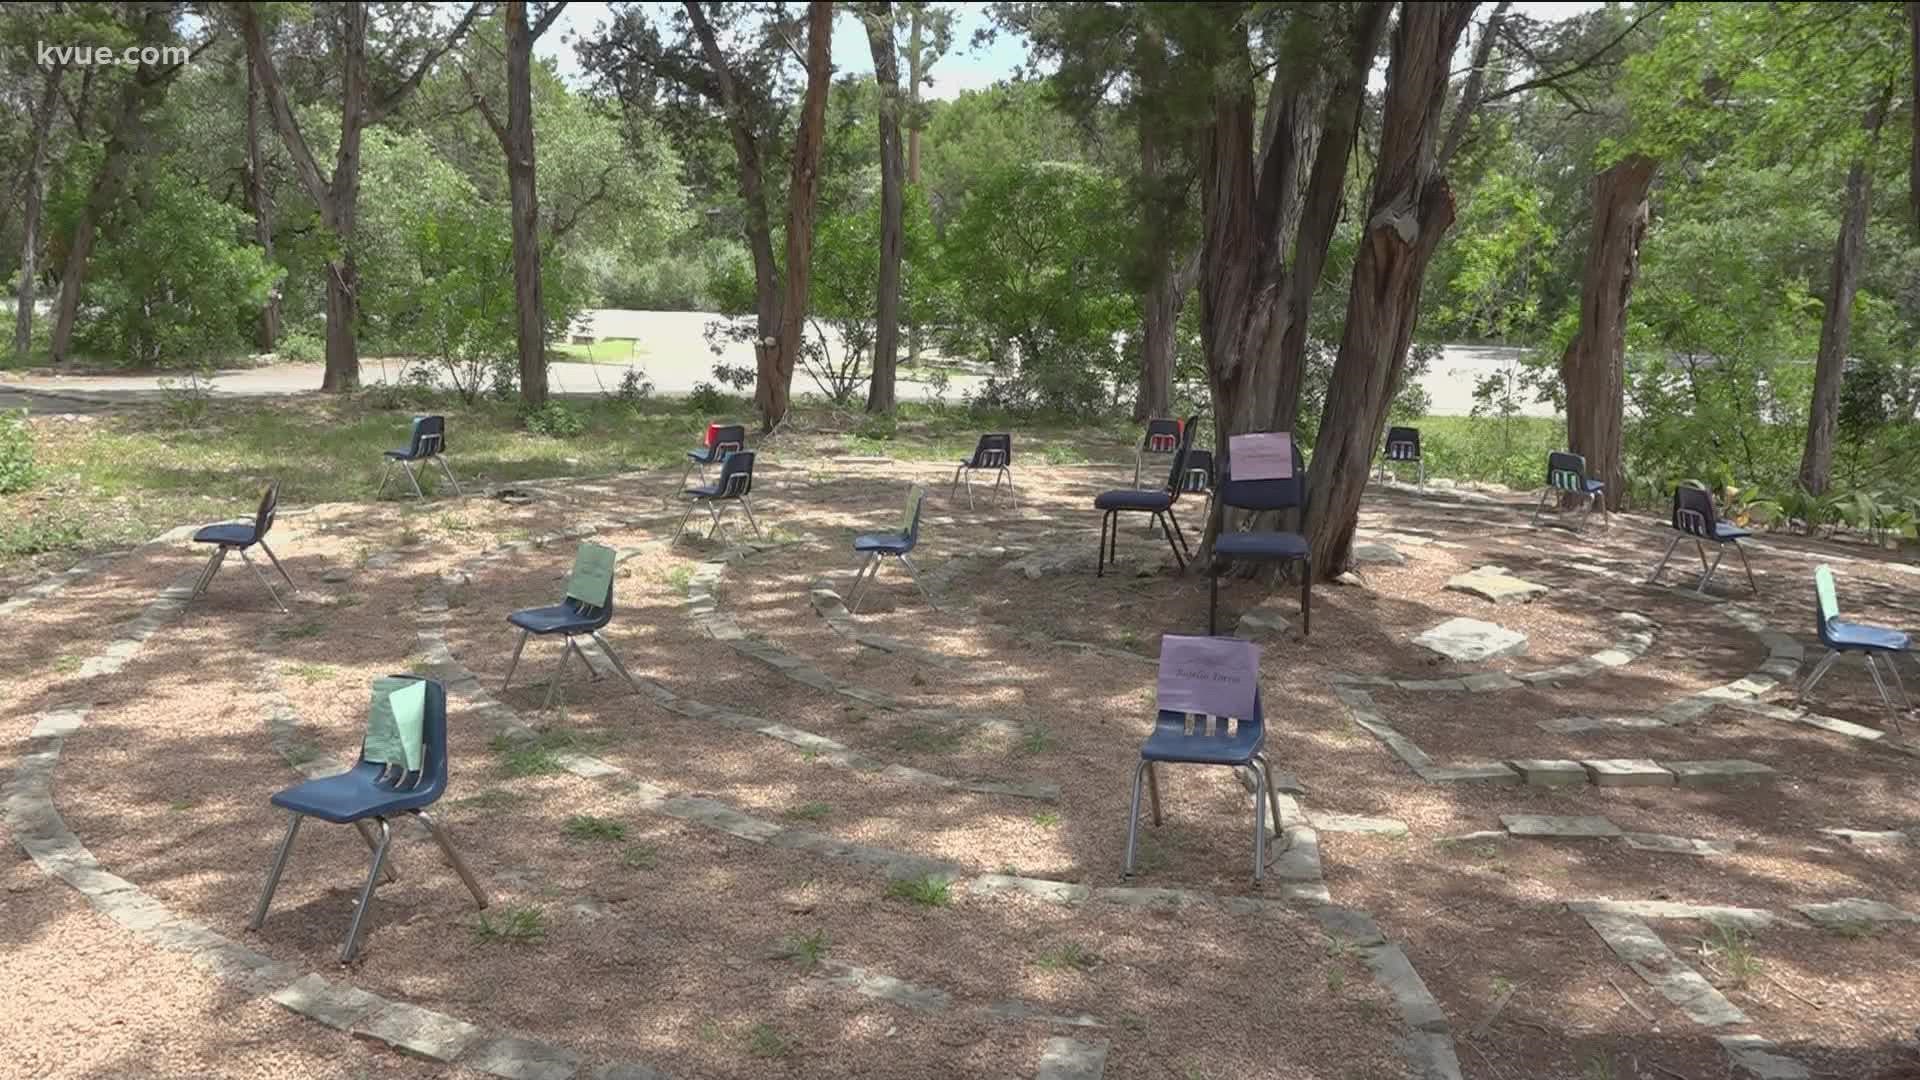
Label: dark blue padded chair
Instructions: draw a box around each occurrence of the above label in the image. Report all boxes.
[1648,485,1756,595]
[681,423,746,489]
[189,481,296,613]
[1532,450,1607,530]
[1379,425,1423,486]
[1181,448,1216,528]
[1801,565,1910,733]
[378,414,460,498]
[674,450,761,544]
[250,676,488,964]
[1208,442,1311,637]
[502,561,640,710]
[1096,414,1200,576]
[950,433,1014,510]
[1134,417,1182,488]
[1124,688,1284,883]
[848,484,931,613]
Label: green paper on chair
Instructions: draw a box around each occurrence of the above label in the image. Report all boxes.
[566,542,617,608]
[366,677,426,772]
[901,484,926,533]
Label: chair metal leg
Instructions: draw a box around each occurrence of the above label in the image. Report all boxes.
[1097,513,1110,578]
[705,501,728,541]
[377,459,396,498]
[741,495,762,537]
[542,639,577,711]
[848,553,880,614]
[401,460,426,499]
[1133,449,1144,489]
[417,810,489,910]
[436,455,462,497]
[1735,542,1757,593]
[899,554,934,607]
[352,819,400,883]
[672,498,698,543]
[502,629,529,691]
[1166,507,1191,561]
[1000,467,1016,508]
[1124,759,1149,876]
[258,541,297,589]
[340,818,393,965]
[1647,534,1683,585]
[1531,488,1552,525]
[962,469,976,511]
[1250,756,1268,883]
[1696,544,1728,595]
[1864,653,1904,731]
[1300,557,1312,637]
[591,631,642,693]
[1255,754,1284,846]
[1156,512,1186,570]
[249,812,303,930]
[239,549,288,613]
[1800,649,1842,703]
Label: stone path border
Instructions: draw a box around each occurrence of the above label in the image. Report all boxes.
[1330,610,1658,694]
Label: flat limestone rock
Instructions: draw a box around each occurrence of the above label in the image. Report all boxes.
[1582,759,1675,787]
[1793,898,1920,927]
[1537,715,1668,733]
[1817,828,1910,848]
[1414,617,1528,662]
[1501,814,1621,838]
[1509,759,1589,787]
[1351,542,1406,566]
[1623,833,1734,856]
[1445,564,1550,605]
[1666,759,1777,787]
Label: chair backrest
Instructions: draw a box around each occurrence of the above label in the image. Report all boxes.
[1160,414,1201,499]
[1814,564,1840,637]
[1385,426,1420,461]
[710,423,747,455]
[900,483,929,547]
[253,481,280,539]
[409,414,447,458]
[1156,687,1265,743]
[716,450,755,497]
[1180,449,1215,494]
[1671,484,1717,538]
[1547,451,1589,491]
[970,433,1011,469]
[1218,437,1307,515]
[359,675,449,799]
[1143,418,1181,453]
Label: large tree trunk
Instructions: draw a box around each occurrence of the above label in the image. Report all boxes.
[904,5,925,367]
[1801,90,1891,495]
[1303,2,1478,579]
[50,73,150,365]
[505,0,548,406]
[244,59,281,352]
[1559,154,1655,511]
[864,2,904,415]
[14,65,61,360]
[762,0,833,431]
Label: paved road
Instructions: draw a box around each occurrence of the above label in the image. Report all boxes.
[0,309,1554,418]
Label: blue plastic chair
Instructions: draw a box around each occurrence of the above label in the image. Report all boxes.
[950,433,1014,510]
[1124,688,1284,883]
[1134,417,1183,489]
[1208,443,1311,636]
[848,484,931,613]
[674,450,761,544]
[1532,450,1606,530]
[502,557,641,711]
[681,423,746,489]
[1095,414,1200,575]
[378,415,460,498]
[1802,565,1910,733]
[1379,425,1423,486]
[250,676,489,964]
[1647,485,1756,595]
[188,481,296,613]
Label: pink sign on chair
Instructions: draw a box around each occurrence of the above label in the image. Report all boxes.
[1229,432,1293,480]
[1156,635,1261,718]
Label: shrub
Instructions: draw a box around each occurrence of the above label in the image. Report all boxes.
[522,401,586,438]
[0,410,34,494]
[687,382,729,414]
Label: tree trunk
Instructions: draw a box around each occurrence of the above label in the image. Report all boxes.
[1137,251,1198,422]
[1801,90,1891,495]
[1303,2,1478,579]
[50,72,150,365]
[1559,154,1655,511]
[244,59,280,352]
[505,0,548,406]
[904,5,925,366]
[763,0,833,431]
[14,65,61,360]
[865,2,904,415]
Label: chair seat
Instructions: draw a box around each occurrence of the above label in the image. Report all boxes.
[270,762,436,824]
[854,533,912,554]
[1710,522,1750,541]
[687,448,723,465]
[1095,489,1173,512]
[684,483,728,499]
[1140,712,1265,765]
[508,603,603,635]
[385,448,432,460]
[1584,479,1605,494]
[1213,531,1308,560]
[1827,619,1911,653]
[192,523,259,547]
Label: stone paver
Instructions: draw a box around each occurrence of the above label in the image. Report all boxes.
[271,974,386,1033]
[1508,759,1588,786]
[1623,833,1734,857]
[1502,814,1621,838]
[1567,899,1781,931]
[1582,759,1675,786]
[1817,828,1910,848]
[1413,617,1528,662]
[1537,715,1668,733]
[1580,912,1748,1026]
[1351,542,1406,565]
[1666,759,1777,787]
[1035,1037,1109,1080]
[1792,898,1920,928]
[350,1001,484,1062]
[1717,1035,1810,1080]
[1444,565,1550,604]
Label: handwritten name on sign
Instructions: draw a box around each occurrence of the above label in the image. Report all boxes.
[1229,431,1293,480]
[1156,634,1260,718]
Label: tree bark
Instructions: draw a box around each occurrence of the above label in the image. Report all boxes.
[505,0,548,406]
[49,67,151,364]
[1304,1,1478,579]
[244,58,280,352]
[1801,89,1892,495]
[904,4,925,366]
[14,64,61,360]
[1559,154,1655,511]
[864,2,904,415]
[762,0,833,431]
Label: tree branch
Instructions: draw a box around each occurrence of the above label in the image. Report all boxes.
[550,162,619,239]
[1482,1,1673,106]
[460,66,509,144]
[240,6,332,209]
[530,0,569,42]
[366,2,488,124]
[1439,0,1511,169]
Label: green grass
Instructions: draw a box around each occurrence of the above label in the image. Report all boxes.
[1696,920,1763,988]
[562,814,627,842]
[473,905,548,943]
[744,1022,791,1059]
[776,929,831,971]
[52,654,82,674]
[450,788,527,814]
[884,874,953,908]
[783,801,833,822]
[551,337,643,364]
[1018,724,1055,754]
[1034,941,1100,971]
[622,843,659,869]
[489,729,602,777]
[663,564,693,592]
[283,661,338,684]
[1032,811,1061,828]
[270,619,327,642]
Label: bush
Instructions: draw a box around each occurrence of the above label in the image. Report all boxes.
[687,382,729,414]
[278,330,324,364]
[522,401,586,437]
[0,410,34,494]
